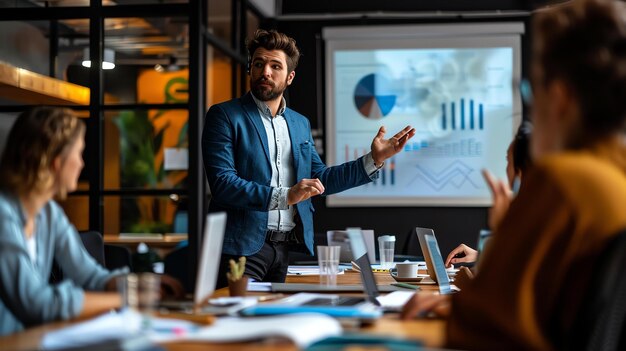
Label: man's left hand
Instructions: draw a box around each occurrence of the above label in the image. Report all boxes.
[370,125,416,166]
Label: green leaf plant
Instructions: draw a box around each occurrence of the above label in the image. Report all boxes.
[226,257,247,282]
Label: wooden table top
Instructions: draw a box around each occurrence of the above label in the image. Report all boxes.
[0,271,446,351]
[103,234,188,248]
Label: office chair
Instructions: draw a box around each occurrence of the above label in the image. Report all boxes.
[104,244,133,271]
[288,231,326,265]
[50,231,107,283]
[564,229,626,351]
[164,245,192,293]
[79,231,106,266]
[397,228,423,262]
[81,231,134,272]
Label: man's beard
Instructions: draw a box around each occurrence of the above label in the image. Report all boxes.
[251,77,288,101]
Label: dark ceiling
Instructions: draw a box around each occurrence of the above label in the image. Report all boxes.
[279,0,566,15]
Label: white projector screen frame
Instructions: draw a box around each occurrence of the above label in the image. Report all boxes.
[323,23,524,207]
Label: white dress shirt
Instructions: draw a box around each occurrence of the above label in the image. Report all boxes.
[251,93,381,232]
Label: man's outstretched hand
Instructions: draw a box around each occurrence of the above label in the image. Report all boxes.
[371,125,416,166]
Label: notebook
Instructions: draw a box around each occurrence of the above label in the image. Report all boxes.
[240,228,416,320]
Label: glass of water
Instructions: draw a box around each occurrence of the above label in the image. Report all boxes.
[317,245,341,286]
[378,235,396,269]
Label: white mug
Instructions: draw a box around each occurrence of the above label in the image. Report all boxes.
[395,262,419,278]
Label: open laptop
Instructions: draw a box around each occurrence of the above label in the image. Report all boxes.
[326,229,376,263]
[240,228,415,320]
[415,227,455,294]
[271,228,399,293]
[476,229,492,256]
[160,212,236,310]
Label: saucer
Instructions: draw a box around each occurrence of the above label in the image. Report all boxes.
[389,271,435,284]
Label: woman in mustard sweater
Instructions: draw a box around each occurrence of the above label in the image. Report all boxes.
[402,1,626,350]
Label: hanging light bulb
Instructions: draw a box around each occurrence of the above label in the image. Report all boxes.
[82,48,115,70]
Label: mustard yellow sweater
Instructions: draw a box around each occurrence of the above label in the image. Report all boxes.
[447,140,626,350]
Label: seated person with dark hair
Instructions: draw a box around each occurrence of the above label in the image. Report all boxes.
[445,121,533,268]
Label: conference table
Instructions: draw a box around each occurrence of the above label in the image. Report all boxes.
[0,270,446,351]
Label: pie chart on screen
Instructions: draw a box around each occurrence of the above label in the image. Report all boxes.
[353,73,397,119]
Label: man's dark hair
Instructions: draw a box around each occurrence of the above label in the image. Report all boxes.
[246,29,301,72]
[512,121,533,174]
[534,0,626,141]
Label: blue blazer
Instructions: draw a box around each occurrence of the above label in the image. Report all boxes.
[202,93,373,256]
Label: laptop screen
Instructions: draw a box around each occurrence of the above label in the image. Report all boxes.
[346,228,381,306]
[327,229,376,263]
[415,227,453,294]
[415,227,437,281]
[423,234,452,295]
[476,229,492,255]
[194,212,227,305]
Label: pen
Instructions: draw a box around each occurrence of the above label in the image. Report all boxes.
[156,311,215,325]
[257,293,285,302]
[392,282,421,290]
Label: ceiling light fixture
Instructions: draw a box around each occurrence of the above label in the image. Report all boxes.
[166,56,180,72]
[154,56,180,72]
[82,48,115,70]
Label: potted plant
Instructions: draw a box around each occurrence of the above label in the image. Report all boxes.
[227,257,248,297]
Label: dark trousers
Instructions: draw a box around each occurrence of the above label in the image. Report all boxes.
[216,240,290,289]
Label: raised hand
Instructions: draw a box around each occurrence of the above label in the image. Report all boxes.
[370,125,416,166]
[287,178,325,205]
[482,169,514,230]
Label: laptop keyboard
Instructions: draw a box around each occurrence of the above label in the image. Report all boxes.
[303,296,365,306]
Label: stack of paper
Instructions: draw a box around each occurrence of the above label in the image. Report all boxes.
[185,313,342,348]
[41,310,342,349]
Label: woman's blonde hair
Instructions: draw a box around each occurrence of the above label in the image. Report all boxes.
[0,107,85,197]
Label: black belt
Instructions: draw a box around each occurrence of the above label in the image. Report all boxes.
[266,229,294,242]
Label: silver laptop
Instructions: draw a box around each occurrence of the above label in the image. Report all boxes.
[159,212,227,309]
[415,227,454,295]
[476,229,492,256]
[326,229,376,263]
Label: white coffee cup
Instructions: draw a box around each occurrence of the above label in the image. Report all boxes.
[395,262,419,278]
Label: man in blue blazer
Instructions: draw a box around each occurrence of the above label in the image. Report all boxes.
[203,29,415,287]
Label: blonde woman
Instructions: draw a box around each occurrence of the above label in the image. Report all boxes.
[0,107,127,335]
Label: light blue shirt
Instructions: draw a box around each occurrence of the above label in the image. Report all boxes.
[0,191,128,335]
[251,93,381,232]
